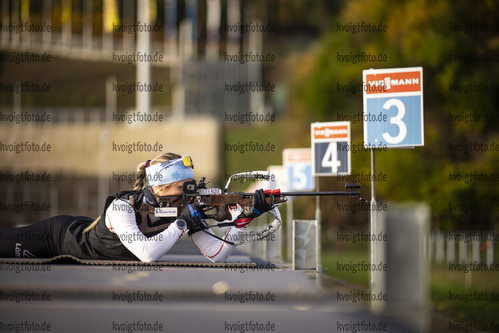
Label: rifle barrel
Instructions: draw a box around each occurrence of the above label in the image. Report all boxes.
[281,191,359,196]
[240,190,360,197]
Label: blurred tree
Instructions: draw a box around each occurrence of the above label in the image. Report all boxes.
[298,0,499,230]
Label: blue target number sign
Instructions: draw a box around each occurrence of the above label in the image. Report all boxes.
[283,148,314,192]
[363,67,424,148]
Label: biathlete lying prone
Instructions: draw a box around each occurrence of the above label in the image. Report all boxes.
[0,152,274,262]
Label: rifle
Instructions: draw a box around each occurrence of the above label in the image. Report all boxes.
[137,171,363,244]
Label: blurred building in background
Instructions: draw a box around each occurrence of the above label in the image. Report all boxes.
[0,0,272,227]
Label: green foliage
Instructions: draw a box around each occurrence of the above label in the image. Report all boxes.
[297,0,499,230]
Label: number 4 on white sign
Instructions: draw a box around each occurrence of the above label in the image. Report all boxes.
[321,142,341,173]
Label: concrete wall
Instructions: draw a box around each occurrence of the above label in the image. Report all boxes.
[0,115,221,227]
[0,116,220,179]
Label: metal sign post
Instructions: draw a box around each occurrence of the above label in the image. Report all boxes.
[283,148,314,264]
[363,67,424,313]
[369,147,384,313]
[311,121,352,273]
[315,177,321,272]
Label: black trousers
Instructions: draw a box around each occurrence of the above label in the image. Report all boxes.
[0,215,79,258]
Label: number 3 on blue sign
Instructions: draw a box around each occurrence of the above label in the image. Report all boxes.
[365,94,422,147]
[382,98,407,144]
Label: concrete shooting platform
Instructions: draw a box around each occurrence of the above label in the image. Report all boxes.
[0,238,444,333]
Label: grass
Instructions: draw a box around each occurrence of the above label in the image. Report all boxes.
[430,263,499,324]
[322,242,370,289]
[321,244,499,324]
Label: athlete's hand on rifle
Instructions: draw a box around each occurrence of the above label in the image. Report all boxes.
[235,189,273,228]
[179,203,207,234]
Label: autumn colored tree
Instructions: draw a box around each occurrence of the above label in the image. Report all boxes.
[298,0,499,230]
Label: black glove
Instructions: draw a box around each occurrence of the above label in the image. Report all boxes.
[179,203,207,234]
[254,189,273,217]
[237,189,272,220]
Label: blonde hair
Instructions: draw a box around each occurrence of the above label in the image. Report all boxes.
[83,152,182,233]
